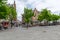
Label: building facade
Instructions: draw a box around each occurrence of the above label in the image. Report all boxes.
[32,8,39,21]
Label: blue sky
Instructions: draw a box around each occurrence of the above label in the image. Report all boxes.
[7,0,60,21]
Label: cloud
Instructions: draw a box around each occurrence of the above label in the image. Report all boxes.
[16,0,26,21]
[7,0,14,4]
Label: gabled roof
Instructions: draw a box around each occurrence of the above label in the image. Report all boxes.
[33,8,40,13]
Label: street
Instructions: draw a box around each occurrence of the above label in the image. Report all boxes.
[0,25,60,40]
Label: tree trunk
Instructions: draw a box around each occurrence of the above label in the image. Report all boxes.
[53,20,57,25]
[25,23,28,28]
[39,21,41,26]
[11,19,13,28]
[44,20,48,26]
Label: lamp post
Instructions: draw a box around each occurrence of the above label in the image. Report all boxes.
[10,14,13,28]
[8,3,13,28]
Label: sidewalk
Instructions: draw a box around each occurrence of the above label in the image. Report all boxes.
[0,25,60,40]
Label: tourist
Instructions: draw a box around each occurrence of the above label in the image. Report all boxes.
[0,23,2,30]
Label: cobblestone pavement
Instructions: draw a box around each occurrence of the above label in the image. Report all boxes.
[0,25,60,40]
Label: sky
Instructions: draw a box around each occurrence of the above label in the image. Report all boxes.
[7,0,60,21]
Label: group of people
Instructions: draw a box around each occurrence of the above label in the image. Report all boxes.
[0,21,19,30]
[0,22,9,30]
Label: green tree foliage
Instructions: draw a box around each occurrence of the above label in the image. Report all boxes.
[0,0,17,20]
[51,14,60,21]
[41,9,52,21]
[0,0,9,19]
[38,8,52,22]
[0,0,7,4]
[23,8,34,23]
[38,14,44,22]
[38,8,60,23]
[9,6,17,20]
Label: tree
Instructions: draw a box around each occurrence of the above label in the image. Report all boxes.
[0,0,9,19]
[38,8,55,26]
[23,8,34,27]
[41,9,51,20]
[9,6,17,20]
[38,13,44,22]
[51,14,60,23]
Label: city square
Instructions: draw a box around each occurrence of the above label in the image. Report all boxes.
[0,0,60,40]
[0,25,60,40]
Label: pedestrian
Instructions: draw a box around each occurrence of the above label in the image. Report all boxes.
[0,23,2,30]
[2,22,8,30]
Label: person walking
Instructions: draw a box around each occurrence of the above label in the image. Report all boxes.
[0,23,2,30]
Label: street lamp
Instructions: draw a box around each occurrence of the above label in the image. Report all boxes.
[10,13,13,28]
[8,3,13,28]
